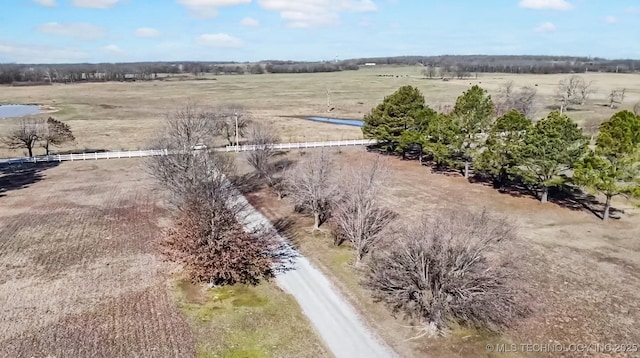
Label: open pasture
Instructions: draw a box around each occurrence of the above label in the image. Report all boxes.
[1,66,639,157]
[0,159,326,357]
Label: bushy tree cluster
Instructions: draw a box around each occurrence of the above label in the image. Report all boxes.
[364,85,640,219]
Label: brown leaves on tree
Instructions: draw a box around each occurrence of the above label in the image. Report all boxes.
[161,198,276,286]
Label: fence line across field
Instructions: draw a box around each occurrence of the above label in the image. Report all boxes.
[0,139,377,165]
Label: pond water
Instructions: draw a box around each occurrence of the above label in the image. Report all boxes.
[307,116,364,127]
[0,105,41,119]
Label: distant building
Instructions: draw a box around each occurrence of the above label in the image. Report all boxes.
[364,63,377,66]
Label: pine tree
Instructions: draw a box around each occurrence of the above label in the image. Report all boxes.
[516,111,586,203]
[362,85,425,153]
[41,117,75,155]
[452,85,495,178]
[574,110,640,221]
[475,110,532,188]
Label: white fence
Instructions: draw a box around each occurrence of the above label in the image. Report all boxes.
[223,139,376,152]
[0,139,377,165]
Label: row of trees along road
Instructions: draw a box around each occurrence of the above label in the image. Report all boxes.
[242,124,526,335]
[363,85,640,221]
[2,117,75,157]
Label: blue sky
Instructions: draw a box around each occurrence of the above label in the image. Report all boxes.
[1,0,639,63]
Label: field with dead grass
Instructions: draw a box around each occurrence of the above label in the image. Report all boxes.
[243,147,640,358]
[1,67,639,157]
[0,159,327,358]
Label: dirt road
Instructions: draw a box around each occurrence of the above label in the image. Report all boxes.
[231,190,397,358]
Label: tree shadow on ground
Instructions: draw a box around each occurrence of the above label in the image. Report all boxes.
[468,174,621,220]
[234,157,294,196]
[234,172,263,195]
[0,161,60,197]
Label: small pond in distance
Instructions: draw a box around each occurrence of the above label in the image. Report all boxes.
[0,105,41,119]
[307,116,364,127]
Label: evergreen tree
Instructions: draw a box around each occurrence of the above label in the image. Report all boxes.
[516,111,586,203]
[574,110,640,221]
[41,117,75,155]
[362,85,425,153]
[475,110,532,188]
[452,85,495,178]
[422,113,462,169]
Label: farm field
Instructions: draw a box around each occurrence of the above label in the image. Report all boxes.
[244,147,640,358]
[0,159,327,358]
[1,67,640,157]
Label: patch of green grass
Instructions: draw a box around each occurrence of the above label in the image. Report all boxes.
[171,279,329,358]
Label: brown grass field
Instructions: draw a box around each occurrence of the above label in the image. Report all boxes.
[0,159,327,358]
[1,66,640,157]
[244,147,640,358]
[2,67,640,357]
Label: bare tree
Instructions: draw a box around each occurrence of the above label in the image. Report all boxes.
[366,209,525,336]
[245,123,279,175]
[332,157,397,266]
[145,103,227,209]
[242,122,294,199]
[213,105,250,146]
[287,148,337,230]
[146,103,279,286]
[495,81,537,118]
[3,118,43,157]
[608,88,626,108]
[40,117,75,155]
[555,75,593,113]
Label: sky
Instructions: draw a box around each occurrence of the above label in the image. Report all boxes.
[0,0,639,63]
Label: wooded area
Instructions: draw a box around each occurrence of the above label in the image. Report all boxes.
[2,55,638,85]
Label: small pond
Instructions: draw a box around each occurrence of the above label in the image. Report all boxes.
[0,105,41,119]
[307,116,364,127]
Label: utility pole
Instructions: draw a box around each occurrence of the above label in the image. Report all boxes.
[234,112,239,152]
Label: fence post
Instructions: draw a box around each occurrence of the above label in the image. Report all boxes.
[71,153,74,161]
[95,152,98,160]
[58,154,61,162]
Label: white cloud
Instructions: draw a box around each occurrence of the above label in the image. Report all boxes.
[102,44,127,56]
[240,17,260,27]
[196,33,244,48]
[519,0,573,10]
[36,22,106,39]
[534,21,556,32]
[72,0,123,8]
[257,0,377,28]
[33,0,57,7]
[177,0,251,18]
[135,27,161,37]
[0,42,89,63]
[604,15,617,24]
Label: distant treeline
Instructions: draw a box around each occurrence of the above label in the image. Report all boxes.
[1,55,639,84]
[345,55,640,75]
[0,61,358,84]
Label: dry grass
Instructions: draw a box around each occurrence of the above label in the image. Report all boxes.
[1,67,639,157]
[0,159,327,358]
[0,159,196,357]
[244,147,640,358]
